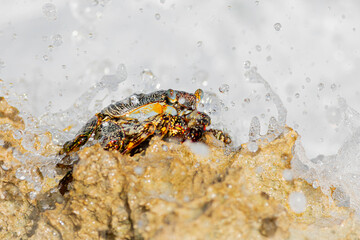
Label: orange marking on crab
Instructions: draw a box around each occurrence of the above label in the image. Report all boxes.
[126,103,177,120]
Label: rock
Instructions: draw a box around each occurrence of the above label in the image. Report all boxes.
[1,98,360,239]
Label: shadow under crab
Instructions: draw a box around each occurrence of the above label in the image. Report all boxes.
[57,89,231,194]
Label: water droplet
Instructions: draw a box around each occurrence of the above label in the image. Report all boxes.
[13,130,23,139]
[249,116,260,142]
[197,41,203,47]
[247,141,258,152]
[282,169,293,181]
[273,23,282,31]
[178,97,186,104]
[288,192,307,213]
[134,166,144,175]
[256,45,262,52]
[130,95,139,105]
[244,61,251,69]
[52,34,63,47]
[331,83,337,91]
[219,84,229,94]
[318,83,324,91]
[265,93,271,101]
[155,13,161,20]
[0,59,5,69]
[42,3,57,20]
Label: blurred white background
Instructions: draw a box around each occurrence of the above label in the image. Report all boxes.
[1,0,360,158]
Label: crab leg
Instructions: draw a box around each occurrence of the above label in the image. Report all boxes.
[60,113,103,154]
[121,121,157,154]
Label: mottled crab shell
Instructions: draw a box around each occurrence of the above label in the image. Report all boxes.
[100,89,203,121]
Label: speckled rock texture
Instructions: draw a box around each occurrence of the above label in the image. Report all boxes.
[1,98,360,240]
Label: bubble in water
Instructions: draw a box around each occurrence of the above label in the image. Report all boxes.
[273,23,282,31]
[160,0,166,3]
[305,77,311,83]
[197,41,203,47]
[42,3,57,20]
[155,13,161,20]
[266,56,272,62]
[256,45,262,52]
[43,55,49,61]
[318,83,325,91]
[52,34,63,47]
[295,93,300,98]
[244,61,251,69]
[219,84,229,94]
[288,192,307,213]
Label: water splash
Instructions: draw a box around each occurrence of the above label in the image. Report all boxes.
[292,97,360,215]
[244,67,288,142]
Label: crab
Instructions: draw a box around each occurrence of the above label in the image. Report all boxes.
[60,89,231,156]
[57,89,231,194]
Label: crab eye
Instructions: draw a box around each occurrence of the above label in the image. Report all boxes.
[194,89,203,106]
[167,89,177,103]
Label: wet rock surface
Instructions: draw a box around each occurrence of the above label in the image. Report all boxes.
[1,98,360,239]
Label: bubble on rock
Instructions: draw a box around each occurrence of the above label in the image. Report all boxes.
[52,34,63,47]
[42,3,57,20]
[247,141,258,152]
[134,166,144,176]
[282,169,293,181]
[13,130,23,139]
[15,168,27,180]
[161,144,168,152]
[219,84,229,94]
[289,192,307,213]
[273,23,282,31]
[187,142,210,157]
